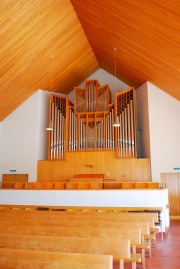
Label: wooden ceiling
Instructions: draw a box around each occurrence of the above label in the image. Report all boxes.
[0,0,179,121]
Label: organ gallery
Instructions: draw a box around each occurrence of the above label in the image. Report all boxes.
[47,80,137,160]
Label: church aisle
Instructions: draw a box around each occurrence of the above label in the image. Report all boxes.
[146,220,180,269]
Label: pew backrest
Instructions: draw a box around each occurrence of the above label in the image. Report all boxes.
[0,248,113,269]
[0,224,141,244]
[0,234,130,265]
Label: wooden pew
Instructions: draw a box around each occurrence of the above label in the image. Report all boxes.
[0,224,146,269]
[0,248,113,269]
[57,210,158,245]
[53,182,67,189]
[0,209,158,248]
[14,182,25,189]
[63,210,158,246]
[0,211,151,237]
[0,212,151,268]
[0,209,157,246]
[0,234,132,269]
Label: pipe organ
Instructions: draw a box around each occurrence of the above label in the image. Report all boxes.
[47,80,137,159]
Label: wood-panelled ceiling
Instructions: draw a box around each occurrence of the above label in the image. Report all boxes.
[0,0,179,121]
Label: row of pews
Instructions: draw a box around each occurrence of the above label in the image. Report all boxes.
[1,180,163,190]
[0,206,161,269]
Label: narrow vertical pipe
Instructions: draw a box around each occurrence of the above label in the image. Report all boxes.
[105,115,107,149]
[127,103,131,158]
[94,83,96,112]
[88,83,90,112]
[69,109,72,151]
[91,82,93,112]
[130,99,135,157]
[72,112,75,150]
[111,108,114,149]
[75,114,77,150]
[119,114,123,158]
[124,107,128,157]
[101,118,104,149]
[59,112,62,159]
[61,113,64,158]
[71,109,74,151]
[53,105,57,159]
[79,118,81,150]
[122,110,125,157]
[83,120,86,149]
[50,102,55,159]
[73,113,76,150]
[56,109,60,159]
[61,114,64,159]
[107,114,109,149]
[116,116,119,158]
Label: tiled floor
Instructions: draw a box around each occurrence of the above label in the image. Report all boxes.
[114,220,180,269]
[145,220,180,269]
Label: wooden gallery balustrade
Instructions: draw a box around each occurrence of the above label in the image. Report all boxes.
[47,80,137,160]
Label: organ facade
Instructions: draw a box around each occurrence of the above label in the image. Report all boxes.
[47,80,137,160]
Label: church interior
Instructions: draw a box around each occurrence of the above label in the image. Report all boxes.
[0,1,179,268]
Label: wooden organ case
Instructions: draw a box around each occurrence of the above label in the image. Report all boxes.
[47,80,137,159]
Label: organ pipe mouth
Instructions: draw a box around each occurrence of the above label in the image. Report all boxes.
[113,116,120,127]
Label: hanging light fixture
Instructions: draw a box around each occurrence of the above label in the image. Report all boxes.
[46,55,54,131]
[113,116,120,127]
[46,120,53,131]
[113,48,120,127]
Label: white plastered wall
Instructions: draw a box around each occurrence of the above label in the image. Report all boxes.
[147,82,180,180]
[68,68,129,103]
[0,90,50,181]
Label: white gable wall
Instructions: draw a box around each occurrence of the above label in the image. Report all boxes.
[147,82,180,180]
[0,90,49,181]
[68,68,129,103]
